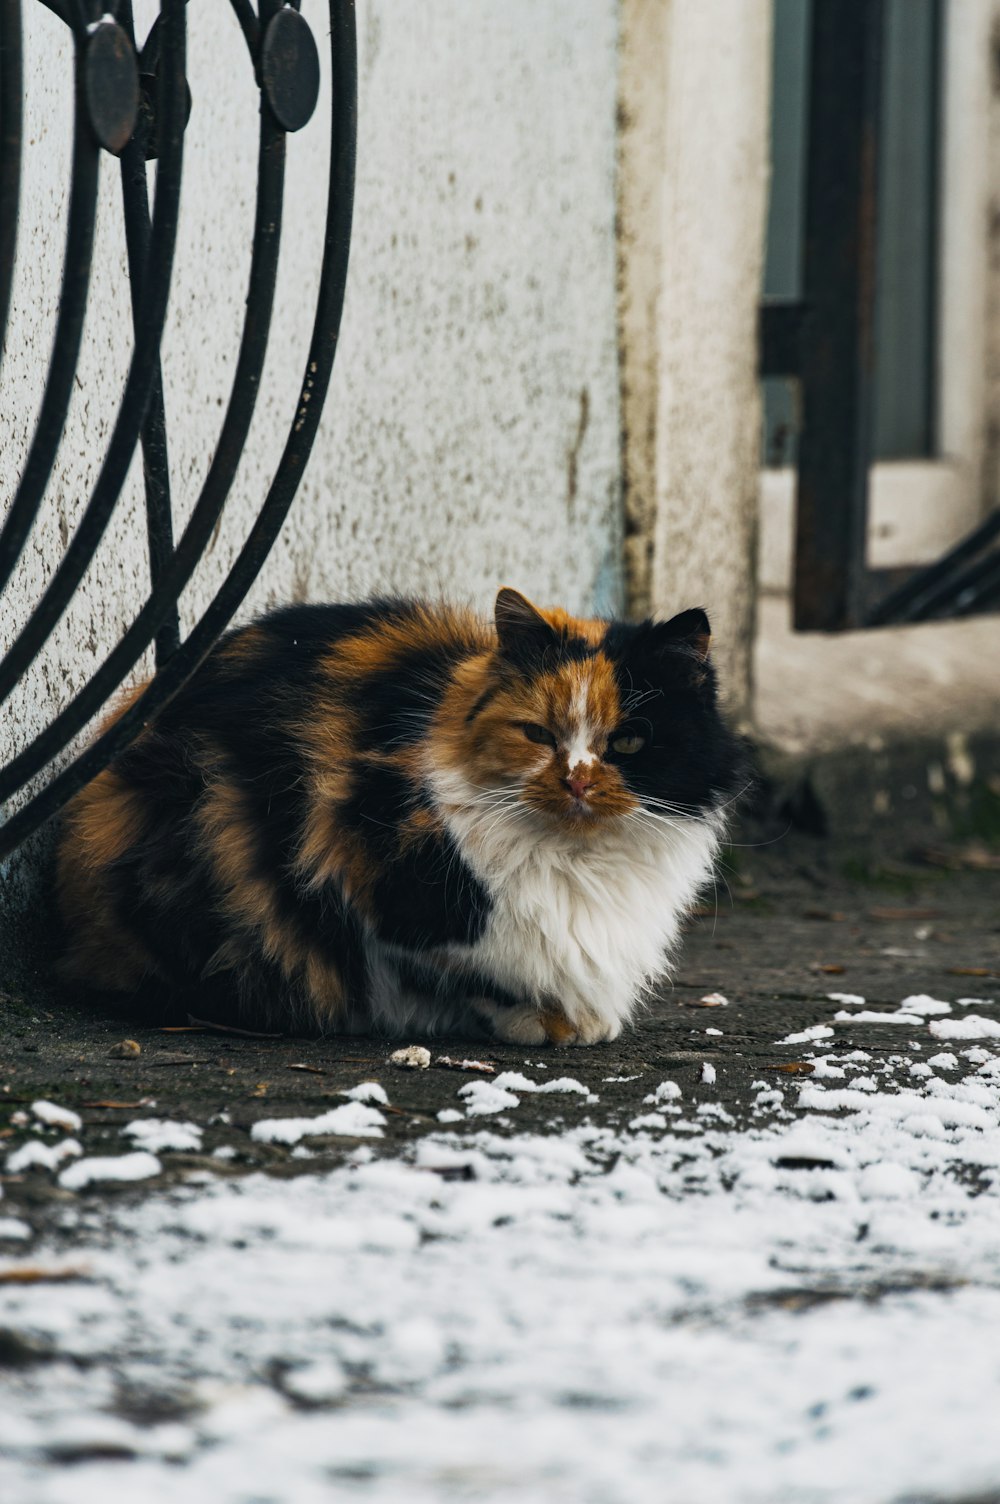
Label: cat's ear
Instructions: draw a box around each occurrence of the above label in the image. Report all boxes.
[649,607,712,662]
[494,588,557,664]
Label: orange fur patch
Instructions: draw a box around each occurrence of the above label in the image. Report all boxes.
[431,635,639,829]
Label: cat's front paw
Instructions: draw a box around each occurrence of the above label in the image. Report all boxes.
[475,999,623,1046]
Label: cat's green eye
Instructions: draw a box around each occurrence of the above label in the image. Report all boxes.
[611,733,645,756]
[520,722,557,748]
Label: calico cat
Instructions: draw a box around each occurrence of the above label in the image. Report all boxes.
[56,588,743,1044]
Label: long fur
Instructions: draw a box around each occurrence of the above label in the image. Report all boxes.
[55,590,743,1044]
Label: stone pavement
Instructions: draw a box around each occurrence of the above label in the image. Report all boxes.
[0,836,997,1183]
[1,836,1000,1503]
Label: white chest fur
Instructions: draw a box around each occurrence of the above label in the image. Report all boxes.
[428,764,723,1037]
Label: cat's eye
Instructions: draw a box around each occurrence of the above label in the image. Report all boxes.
[611,733,645,755]
[520,722,557,748]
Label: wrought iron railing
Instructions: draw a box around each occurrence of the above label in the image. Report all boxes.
[0,0,357,860]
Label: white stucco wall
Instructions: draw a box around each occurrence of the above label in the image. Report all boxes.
[0,0,622,912]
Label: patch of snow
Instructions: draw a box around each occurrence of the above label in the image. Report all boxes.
[808,1057,847,1080]
[436,1109,464,1124]
[629,1112,667,1132]
[492,1072,590,1095]
[31,1100,82,1133]
[458,1081,521,1116]
[900,995,951,1016]
[701,1063,717,1085]
[857,1162,921,1199]
[281,1358,348,1404]
[341,1082,389,1105]
[4,1021,1000,1504]
[250,1104,387,1145]
[827,993,865,1006]
[6,1138,82,1174]
[643,1081,682,1106]
[927,1053,959,1071]
[124,1120,203,1154]
[779,1025,835,1045]
[929,1016,1000,1041]
[834,1010,923,1025]
[0,1217,31,1240]
[58,1152,162,1190]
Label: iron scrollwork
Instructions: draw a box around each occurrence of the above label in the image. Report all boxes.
[0,0,357,860]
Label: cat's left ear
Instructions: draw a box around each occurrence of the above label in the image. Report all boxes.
[494,588,557,664]
[649,607,712,662]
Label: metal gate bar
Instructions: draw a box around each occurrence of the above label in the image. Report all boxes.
[760,0,1000,631]
[0,0,357,860]
[760,0,884,633]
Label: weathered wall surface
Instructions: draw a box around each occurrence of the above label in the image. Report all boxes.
[1,0,623,935]
[617,0,670,620]
[618,0,771,726]
[651,0,770,728]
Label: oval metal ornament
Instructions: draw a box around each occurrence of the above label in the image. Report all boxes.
[261,6,320,134]
[84,19,140,156]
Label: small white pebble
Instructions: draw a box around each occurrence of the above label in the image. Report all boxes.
[390,1045,431,1070]
[705,1027,723,1036]
[698,992,729,1007]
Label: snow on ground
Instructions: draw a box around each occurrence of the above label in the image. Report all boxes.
[3,1027,1000,1502]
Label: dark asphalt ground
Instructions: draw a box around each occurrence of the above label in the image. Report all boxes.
[1,836,998,1217]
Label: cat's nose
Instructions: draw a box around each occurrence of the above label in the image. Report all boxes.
[564,774,594,800]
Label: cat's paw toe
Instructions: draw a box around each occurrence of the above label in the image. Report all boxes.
[540,1004,623,1045]
[476,1000,624,1047]
[475,1000,549,1046]
[562,1008,622,1045]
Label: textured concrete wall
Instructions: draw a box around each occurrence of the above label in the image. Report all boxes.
[619,0,771,725]
[617,0,670,619]
[0,0,622,923]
